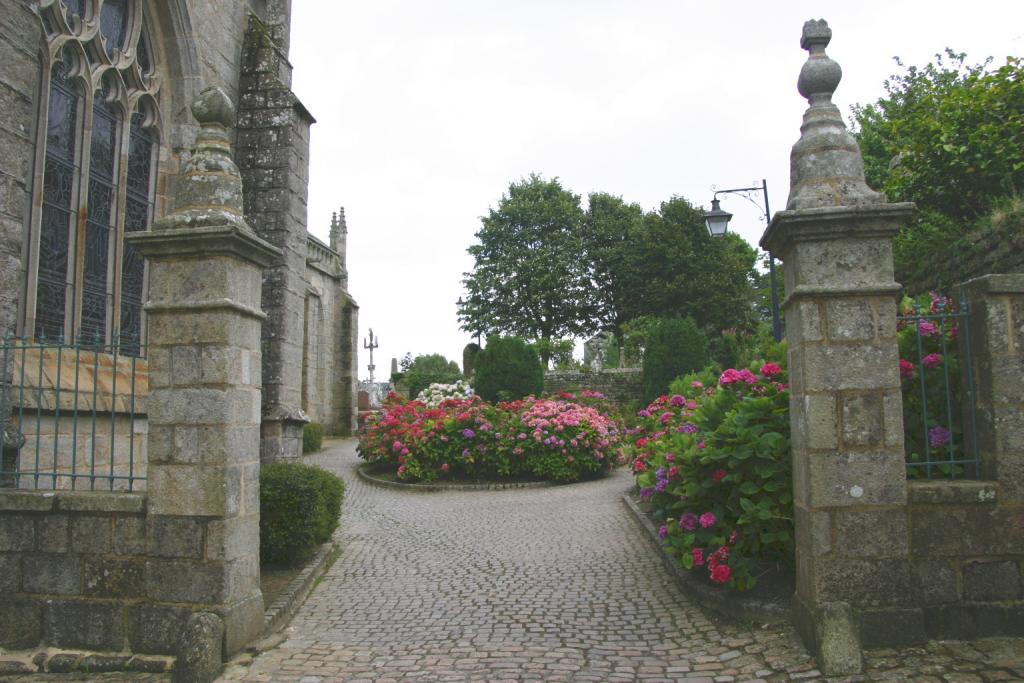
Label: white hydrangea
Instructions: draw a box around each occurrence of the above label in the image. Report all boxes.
[416,380,474,408]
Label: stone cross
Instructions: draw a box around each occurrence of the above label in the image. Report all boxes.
[363,328,378,383]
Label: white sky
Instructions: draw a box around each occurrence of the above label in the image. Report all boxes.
[289,1,1024,381]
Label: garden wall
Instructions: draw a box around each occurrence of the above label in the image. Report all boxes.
[0,489,180,667]
[901,219,1024,294]
[903,480,1024,643]
[544,368,643,405]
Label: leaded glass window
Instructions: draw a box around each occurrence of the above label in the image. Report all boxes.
[29,0,160,352]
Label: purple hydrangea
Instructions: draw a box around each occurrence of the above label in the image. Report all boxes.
[462,428,475,438]
[929,425,952,449]
[678,513,698,531]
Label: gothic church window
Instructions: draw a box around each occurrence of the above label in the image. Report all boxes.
[28,0,161,353]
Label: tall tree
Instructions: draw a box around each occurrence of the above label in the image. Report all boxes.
[460,175,596,363]
[582,192,646,346]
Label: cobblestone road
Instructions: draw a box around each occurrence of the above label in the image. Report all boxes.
[219,439,1024,683]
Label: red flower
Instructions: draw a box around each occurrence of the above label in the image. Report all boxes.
[710,564,731,584]
[692,548,705,566]
[759,362,782,378]
[899,359,915,379]
[712,469,727,483]
[440,463,449,473]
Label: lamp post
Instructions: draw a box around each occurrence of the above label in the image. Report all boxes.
[704,179,782,343]
[456,296,482,346]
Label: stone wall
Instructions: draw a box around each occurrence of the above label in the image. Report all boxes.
[236,14,316,461]
[905,480,1024,642]
[900,207,1024,295]
[304,231,358,435]
[0,489,178,662]
[543,369,643,405]
[0,0,36,339]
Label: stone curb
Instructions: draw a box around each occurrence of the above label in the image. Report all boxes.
[356,463,555,492]
[263,542,336,635]
[621,493,792,625]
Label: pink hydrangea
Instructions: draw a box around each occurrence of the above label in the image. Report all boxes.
[759,362,782,378]
[669,394,686,407]
[719,368,758,385]
[692,547,705,566]
[918,320,939,337]
[699,512,717,528]
[922,353,943,369]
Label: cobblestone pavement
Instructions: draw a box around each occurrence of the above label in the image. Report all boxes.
[216,438,1024,683]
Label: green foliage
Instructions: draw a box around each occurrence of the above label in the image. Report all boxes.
[401,353,463,399]
[852,51,1024,285]
[632,355,791,590]
[473,337,544,403]
[642,318,708,402]
[530,338,574,369]
[583,192,647,337]
[460,175,597,363]
[302,422,324,454]
[260,462,345,565]
[707,324,785,371]
[584,195,760,343]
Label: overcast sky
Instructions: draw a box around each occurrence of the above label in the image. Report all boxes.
[289,1,1024,383]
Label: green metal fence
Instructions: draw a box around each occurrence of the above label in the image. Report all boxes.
[897,295,979,479]
[0,331,147,491]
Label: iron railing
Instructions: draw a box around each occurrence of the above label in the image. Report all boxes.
[897,296,979,479]
[0,331,148,491]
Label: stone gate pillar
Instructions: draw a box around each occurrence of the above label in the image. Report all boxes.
[760,20,916,674]
[128,88,281,658]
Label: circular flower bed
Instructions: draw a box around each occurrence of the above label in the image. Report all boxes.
[359,392,623,483]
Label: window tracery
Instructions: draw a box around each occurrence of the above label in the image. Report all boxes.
[29,0,161,351]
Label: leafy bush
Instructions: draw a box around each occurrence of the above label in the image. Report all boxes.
[358,393,622,483]
[642,317,708,401]
[473,337,544,402]
[629,351,791,590]
[399,353,463,399]
[303,422,324,454]
[260,462,345,565]
[897,292,967,477]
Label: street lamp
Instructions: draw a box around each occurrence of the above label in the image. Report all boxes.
[456,296,482,346]
[704,179,782,343]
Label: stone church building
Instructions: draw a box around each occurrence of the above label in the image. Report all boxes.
[0,0,359,489]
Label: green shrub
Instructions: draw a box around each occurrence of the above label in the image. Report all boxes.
[632,355,791,590]
[472,336,544,402]
[303,422,324,454]
[402,353,463,398]
[642,317,708,401]
[260,462,345,565]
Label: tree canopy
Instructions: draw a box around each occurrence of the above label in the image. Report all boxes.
[459,175,596,363]
[461,177,762,362]
[852,50,1024,287]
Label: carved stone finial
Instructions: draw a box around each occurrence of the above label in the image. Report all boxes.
[785,19,883,210]
[152,87,249,232]
[191,86,235,128]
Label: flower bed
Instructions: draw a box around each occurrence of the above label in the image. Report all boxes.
[628,361,792,591]
[358,391,623,483]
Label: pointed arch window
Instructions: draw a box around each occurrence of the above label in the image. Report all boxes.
[28,0,161,352]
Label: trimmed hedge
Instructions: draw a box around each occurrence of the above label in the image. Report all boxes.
[260,462,344,565]
[642,317,708,401]
[473,336,544,402]
[303,421,324,454]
